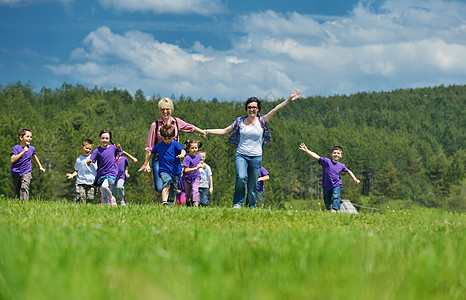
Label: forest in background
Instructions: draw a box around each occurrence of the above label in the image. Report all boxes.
[0,82,464,210]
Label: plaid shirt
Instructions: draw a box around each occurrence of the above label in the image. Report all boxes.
[228,114,271,146]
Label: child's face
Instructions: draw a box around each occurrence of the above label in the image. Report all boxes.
[19,131,32,146]
[188,143,199,156]
[81,143,93,157]
[100,133,111,147]
[162,136,175,145]
[331,149,343,162]
[199,152,206,162]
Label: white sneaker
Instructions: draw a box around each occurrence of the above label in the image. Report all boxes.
[330,209,337,213]
[110,197,117,206]
[233,204,241,209]
[120,200,126,206]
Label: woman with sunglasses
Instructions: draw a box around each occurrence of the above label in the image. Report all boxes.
[205,89,301,209]
[144,98,206,199]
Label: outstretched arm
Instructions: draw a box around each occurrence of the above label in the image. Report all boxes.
[194,127,207,137]
[346,170,360,185]
[264,89,301,123]
[66,170,78,179]
[138,152,154,173]
[299,143,320,160]
[205,125,234,136]
[122,150,138,164]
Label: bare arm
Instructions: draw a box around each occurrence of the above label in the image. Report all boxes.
[194,127,207,137]
[138,152,154,172]
[177,149,186,159]
[184,163,202,174]
[122,150,138,164]
[346,169,360,185]
[66,170,78,179]
[264,89,301,123]
[10,146,28,163]
[258,174,270,182]
[299,143,320,160]
[209,175,213,194]
[32,154,46,173]
[205,125,234,136]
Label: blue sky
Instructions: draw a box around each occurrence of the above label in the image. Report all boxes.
[1,0,465,101]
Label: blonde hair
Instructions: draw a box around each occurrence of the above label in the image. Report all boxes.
[158,97,175,112]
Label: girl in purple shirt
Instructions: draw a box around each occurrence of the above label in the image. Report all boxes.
[87,130,137,206]
[182,140,203,207]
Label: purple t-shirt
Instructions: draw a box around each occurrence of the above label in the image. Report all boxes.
[319,157,349,190]
[89,145,120,178]
[182,154,201,183]
[116,156,129,182]
[151,140,184,176]
[10,144,36,176]
[257,167,269,192]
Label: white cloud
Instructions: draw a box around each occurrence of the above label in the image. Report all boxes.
[97,0,226,15]
[47,0,466,100]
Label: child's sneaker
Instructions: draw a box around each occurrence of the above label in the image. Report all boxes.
[233,204,241,209]
[110,197,117,206]
[120,200,126,206]
[162,201,169,206]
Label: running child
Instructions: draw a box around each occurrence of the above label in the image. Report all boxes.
[198,150,213,206]
[111,144,138,205]
[66,139,97,203]
[87,129,136,206]
[182,140,203,207]
[10,128,45,201]
[299,143,360,212]
[138,124,186,205]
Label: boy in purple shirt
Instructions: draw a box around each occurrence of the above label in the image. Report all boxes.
[139,124,186,205]
[299,143,360,212]
[10,128,46,201]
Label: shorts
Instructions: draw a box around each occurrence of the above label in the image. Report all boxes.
[159,172,180,200]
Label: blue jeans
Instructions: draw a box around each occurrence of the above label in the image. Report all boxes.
[323,186,341,210]
[234,153,262,208]
[152,155,163,193]
[199,187,210,206]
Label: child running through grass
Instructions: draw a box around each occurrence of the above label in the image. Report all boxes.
[66,139,97,203]
[182,140,203,207]
[139,124,186,205]
[10,128,46,201]
[198,150,213,207]
[299,143,360,212]
[112,144,138,205]
[87,129,136,206]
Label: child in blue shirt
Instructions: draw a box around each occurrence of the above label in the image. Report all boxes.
[139,124,186,205]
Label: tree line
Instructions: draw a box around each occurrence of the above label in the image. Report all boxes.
[0,82,464,210]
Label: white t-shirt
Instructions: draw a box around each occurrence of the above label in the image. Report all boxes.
[74,155,97,185]
[199,163,212,188]
[236,120,264,156]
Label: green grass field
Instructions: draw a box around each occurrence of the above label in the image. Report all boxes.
[0,198,464,300]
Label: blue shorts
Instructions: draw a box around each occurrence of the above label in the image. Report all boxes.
[159,172,180,200]
[94,175,116,187]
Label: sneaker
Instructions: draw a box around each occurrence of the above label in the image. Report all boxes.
[110,197,117,206]
[120,200,126,206]
[233,204,242,209]
[162,201,169,206]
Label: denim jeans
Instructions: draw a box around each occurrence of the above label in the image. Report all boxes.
[199,187,210,206]
[152,155,163,193]
[323,186,341,210]
[234,153,262,208]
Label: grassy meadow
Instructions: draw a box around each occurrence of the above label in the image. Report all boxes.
[0,197,464,300]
